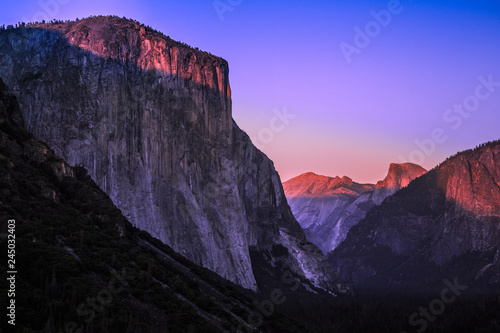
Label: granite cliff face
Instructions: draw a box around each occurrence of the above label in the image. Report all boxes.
[283,163,426,254]
[0,16,347,293]
[328,142,500,291]
[0,78,319,332]
[372,163,427,205]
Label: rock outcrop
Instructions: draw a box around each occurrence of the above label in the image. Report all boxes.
[327,142,500,291]
[0,77,316,332]
[283,163,426,254]
[372,163,427,205]
[0,16,347,293]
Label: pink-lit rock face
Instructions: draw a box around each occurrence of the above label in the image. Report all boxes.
[284,173,374,198]
[31,17,230,95]
[283,164,426,254]
[372,163,427,205]
[328,141,500,291]
[443,146,500,217]
[0,16,349,294]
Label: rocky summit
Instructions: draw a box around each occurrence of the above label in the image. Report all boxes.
[328,142,500,292]
[0,16,348,294]
[283,163,426,254]
[372,163,428,205]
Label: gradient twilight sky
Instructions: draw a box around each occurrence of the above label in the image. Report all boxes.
[1,0,499,183]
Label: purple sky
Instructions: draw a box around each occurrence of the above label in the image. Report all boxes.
[2,0,500,183]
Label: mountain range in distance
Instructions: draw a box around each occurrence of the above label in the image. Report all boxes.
[284,143,500,294]
[283,162,427,254]
[328,140,500,293]
[0,15,499,333]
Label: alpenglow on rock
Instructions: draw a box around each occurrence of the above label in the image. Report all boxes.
[283,163,427,254]
[0,16,348,293]
[327,141,500,291]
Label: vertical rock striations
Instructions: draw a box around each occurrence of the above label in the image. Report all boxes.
[0,16,346,293]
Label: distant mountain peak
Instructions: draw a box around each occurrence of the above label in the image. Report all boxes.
[328,140,500,291]
[283,162,427,253]
[386,162,426,174]
[284,172,373,198]
[341,175,353,182]
[373,163,427,204]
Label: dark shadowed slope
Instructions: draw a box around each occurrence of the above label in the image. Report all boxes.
[328,141,500,293]
[0,77,317,333]
[0,16,347,294]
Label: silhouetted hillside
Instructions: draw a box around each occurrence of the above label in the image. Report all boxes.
[0,78,312,333]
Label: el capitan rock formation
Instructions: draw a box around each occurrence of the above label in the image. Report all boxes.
[0,77,315,332]
[283,163,426,254]
[0,16,348,294]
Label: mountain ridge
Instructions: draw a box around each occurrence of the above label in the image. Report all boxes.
[0,16,348,294]
[0,77,316,333]
[327,140,500,291]
[283,163,427,254]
